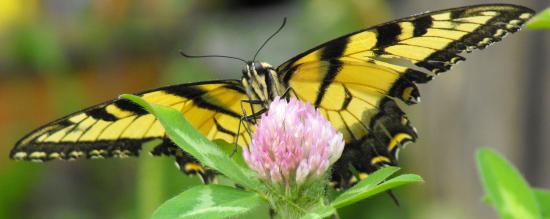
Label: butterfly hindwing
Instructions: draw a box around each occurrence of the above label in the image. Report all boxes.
[275,4,533,188]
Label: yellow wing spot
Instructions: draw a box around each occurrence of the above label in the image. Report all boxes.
[105,104,134,119]
[454,16,493,24]
[450,56,464,64]
[346,31,377,54]
[185,163,205,174]
[89,149,107,157]
[478,38,493,46]
[479,11,499,16]
[431,12,451,20]
[69,151,85,158]
[493,29,506,38]
[509,19,523,25]
[12,152,28,160]
[90,155,104,159]
[505,24,517,30]
[142,91,186,106]
[358,173,369,180]
[48,152,60,159]
[402,87,414,101]
[388,133,414,152]
[520,13,533,20]
[29,151,47,159]
[401,116,409,125]
[371,156,390,165]
[349,175,358,184]
[397,22,415,40]
[69,113,88,124]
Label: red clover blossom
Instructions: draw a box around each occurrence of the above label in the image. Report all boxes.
[242,97,345,216]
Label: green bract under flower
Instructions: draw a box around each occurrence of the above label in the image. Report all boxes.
[242,97,345,216]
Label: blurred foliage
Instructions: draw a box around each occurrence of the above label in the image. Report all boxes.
[477,148,544,218]
[1,0,541,219]
[526,6,550,29]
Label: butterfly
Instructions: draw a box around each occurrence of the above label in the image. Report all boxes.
[10,4,534,189]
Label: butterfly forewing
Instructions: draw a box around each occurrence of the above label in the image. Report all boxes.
[11,80,256,165]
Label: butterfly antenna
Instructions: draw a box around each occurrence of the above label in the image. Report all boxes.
[179,50,248,64]
[252,17,287,62]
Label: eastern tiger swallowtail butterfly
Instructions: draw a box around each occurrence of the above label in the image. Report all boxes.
[10,4,534,189]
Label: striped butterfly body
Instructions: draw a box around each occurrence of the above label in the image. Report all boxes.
[11,4,534,188]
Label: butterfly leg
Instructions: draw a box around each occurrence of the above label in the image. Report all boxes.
[280,86,300,101]
[230,99,267,157]
[229,87,299,158]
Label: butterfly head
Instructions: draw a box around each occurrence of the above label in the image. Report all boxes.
[241,61,281,106]
[242,61,272,78]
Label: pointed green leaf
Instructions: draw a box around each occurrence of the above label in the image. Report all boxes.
[331,167,423,208]
[301,206,335,219]
[213,139,248,169]
[534,188,550,219]
[152,185,259,219]
[526,7,550,29]
[120,94,264,192]
[476,148,541,219]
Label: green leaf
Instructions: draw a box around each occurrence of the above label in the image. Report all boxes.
[152,184,259,219]
[301,206,336,219]
[330,167,423,208]
[534,188,550,219]
[212,139,248,169]
[120,94,264,192]
[526,7,550,29]
[476,148,541,219]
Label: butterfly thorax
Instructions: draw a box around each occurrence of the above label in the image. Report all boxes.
[241,61,283,109]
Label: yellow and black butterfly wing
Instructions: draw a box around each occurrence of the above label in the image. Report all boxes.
[276,4,534,188]
[10,79,256,181]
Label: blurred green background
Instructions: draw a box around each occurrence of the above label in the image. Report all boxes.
[0,0,548,218]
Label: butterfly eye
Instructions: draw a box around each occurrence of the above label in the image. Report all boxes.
[253,61,264,72]
[242,65,249,75]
